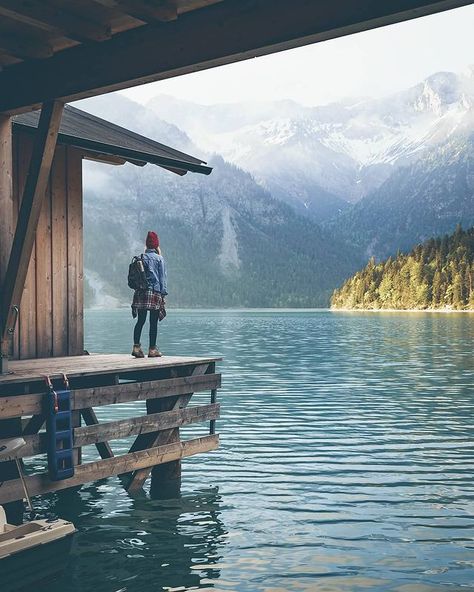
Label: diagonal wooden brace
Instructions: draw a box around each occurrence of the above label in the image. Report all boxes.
[125,363,209,493]
[0,101,63,372]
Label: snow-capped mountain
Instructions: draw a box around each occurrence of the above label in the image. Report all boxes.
[147,68,474,219]
[76,93,361,308]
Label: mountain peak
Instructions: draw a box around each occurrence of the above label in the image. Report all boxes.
[414,71,462,114]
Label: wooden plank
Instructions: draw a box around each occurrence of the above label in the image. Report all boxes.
[0,354,221,385]
[79,403,218,445]
[35,173,53,358]
[0,28,52,60]
[0,435,219,504]
[0,115,13,285]
[0,373,221,418]
[1,102,64,355]
[0,1,112,42]
[0,115,13,365]
[66,147,83,356]
[80,407,113,459]
[0,0,470,114]
[10,134,19,360]
[9,404,220,458]
[17,136,36,360]
[50,146,68,356]
[107,0,178,22]
[21,413,44,436]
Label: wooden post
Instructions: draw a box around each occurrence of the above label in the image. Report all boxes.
[1,101,63,368]
[147,395,185,499]
[0,115,14,373]
[0,115,13,285]
[0,114,23,522]
[148,364,209,499]
[124,364,209,497]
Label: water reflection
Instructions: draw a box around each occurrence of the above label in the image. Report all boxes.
[75,310,474,590]
[35,485,226,592]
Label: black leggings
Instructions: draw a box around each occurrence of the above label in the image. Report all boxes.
[133,309,159,348]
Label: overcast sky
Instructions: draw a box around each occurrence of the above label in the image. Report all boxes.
[120,5,474,107]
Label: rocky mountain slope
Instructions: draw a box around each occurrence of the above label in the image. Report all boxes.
[78,67,474,308]
[78,94,360,308]
[148,68,474,221]
[328,134,474,260]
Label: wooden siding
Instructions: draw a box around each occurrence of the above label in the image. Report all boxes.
[11,132,83,359]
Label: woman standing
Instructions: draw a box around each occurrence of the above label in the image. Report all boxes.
[131,231,168,358]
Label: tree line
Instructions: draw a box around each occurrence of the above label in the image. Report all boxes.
[331,225,474,310]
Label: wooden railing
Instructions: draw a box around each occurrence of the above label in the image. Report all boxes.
[0,359,221,504]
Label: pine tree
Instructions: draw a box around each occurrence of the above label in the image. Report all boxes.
[331,225,474,310]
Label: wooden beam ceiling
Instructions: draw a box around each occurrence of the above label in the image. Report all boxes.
[0,18,54,60]
[0,0,471,113]
[0,1,112,43]
[96,0,179,23]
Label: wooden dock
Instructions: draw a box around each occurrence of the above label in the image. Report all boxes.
[0,354,221,506]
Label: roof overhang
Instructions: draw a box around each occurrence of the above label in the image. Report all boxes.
[0,0,471,115]
[13,104,212,175]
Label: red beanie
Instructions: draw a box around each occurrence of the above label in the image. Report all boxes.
[146,231,159,249]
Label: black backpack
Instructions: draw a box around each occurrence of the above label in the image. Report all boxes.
[128,255,148,290]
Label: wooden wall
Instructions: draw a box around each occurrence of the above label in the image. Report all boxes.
[10,132,84,359]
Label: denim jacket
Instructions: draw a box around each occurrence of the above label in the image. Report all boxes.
[143,249,168,295]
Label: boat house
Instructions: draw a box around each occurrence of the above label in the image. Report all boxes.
[0,0,469,521]
[8,104,211,360]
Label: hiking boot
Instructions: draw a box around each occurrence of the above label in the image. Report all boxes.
[131,344,144,358]
[148,347,163,358]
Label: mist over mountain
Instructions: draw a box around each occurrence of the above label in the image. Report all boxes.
[148,68,474,222]
[330,135,474,260]
[79,67,474,308]
[79,94,360,308]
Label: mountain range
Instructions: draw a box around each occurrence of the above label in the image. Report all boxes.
[78,66,474,308]
[147,67,474,222]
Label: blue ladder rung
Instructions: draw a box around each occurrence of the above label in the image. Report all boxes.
[45,379,75,481]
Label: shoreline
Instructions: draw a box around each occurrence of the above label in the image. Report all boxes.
[85,306,474,313]
[331,307,474,313]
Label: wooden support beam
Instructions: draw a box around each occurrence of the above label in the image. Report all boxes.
[210,388,217,435]
[0,115,13,286]
[1,102,63,353]
[0,114,13,371]
[0,0,470,114]
[9,403,220,458]
[21,413,44,436]
[0,1,112,42]
[0,372,221,418]
[125,393,193,492]
[0,29,53,60]
[0,435,219,504]
[79,403,218,448]
[127,363,210,495]
[81,407,114,459]
[106,0,178,23]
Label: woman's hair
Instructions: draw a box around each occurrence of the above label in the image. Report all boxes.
[156,246,162,256]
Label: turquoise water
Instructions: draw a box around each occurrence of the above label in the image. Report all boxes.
[41,309,474,591]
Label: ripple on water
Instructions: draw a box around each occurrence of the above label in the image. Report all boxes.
[33,310,474,592]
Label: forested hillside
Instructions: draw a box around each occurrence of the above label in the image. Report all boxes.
[331,226,474,310]
[329,135,474,260]
[83,154,360,308]
[79,67,474,309]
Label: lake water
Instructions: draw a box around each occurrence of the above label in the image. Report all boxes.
[38,309,474,592]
